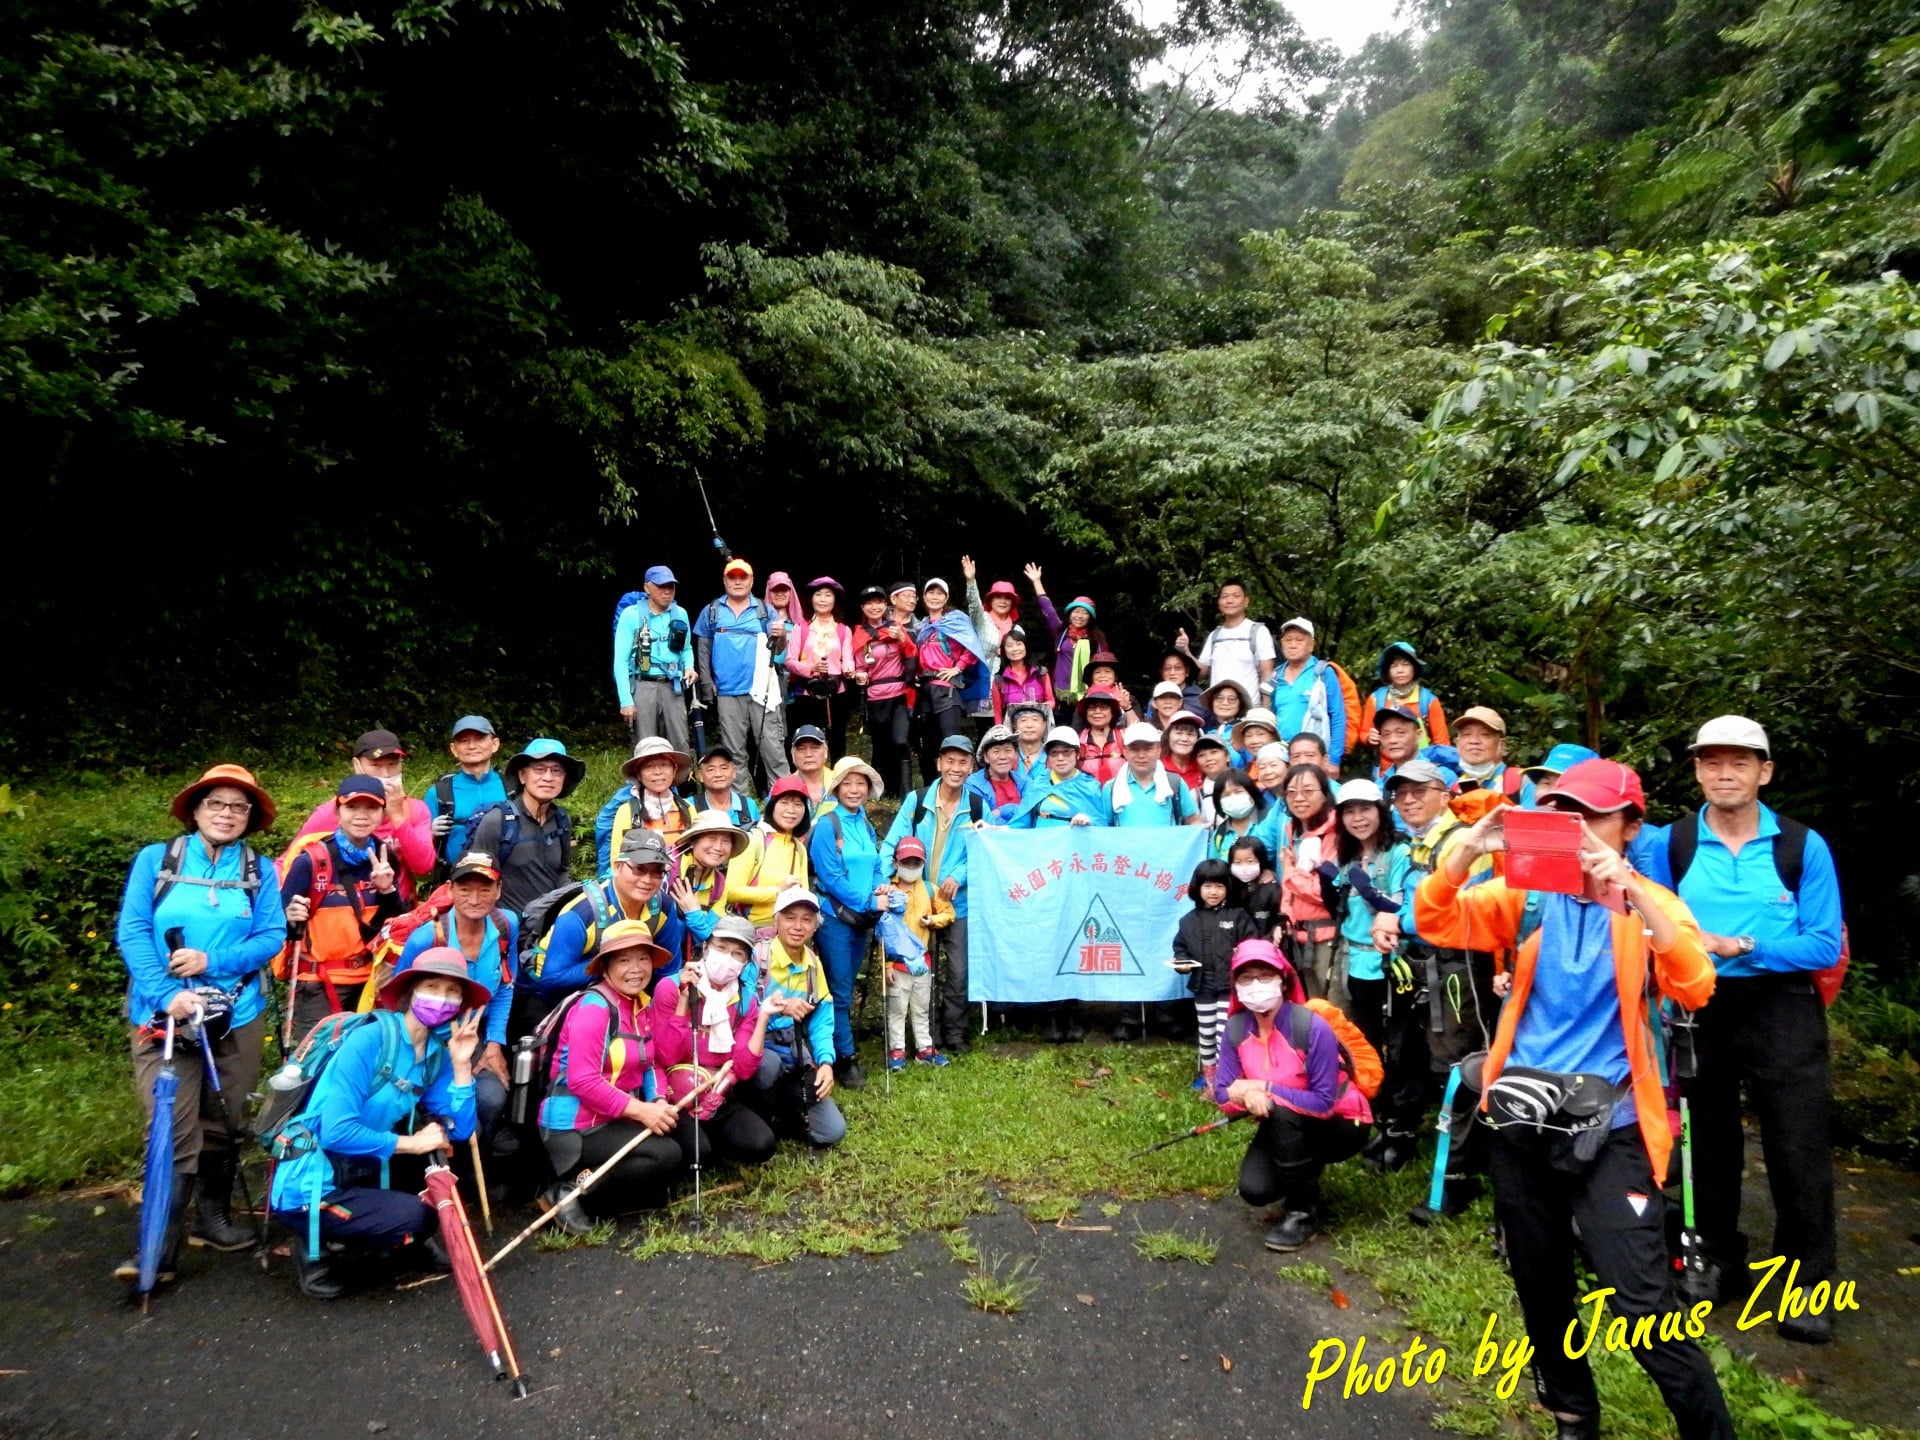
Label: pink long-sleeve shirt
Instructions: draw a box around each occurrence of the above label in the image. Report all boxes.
[546,986,661,1130]
[651,978,764,1094]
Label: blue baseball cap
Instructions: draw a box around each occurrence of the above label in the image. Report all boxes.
[644,565,677,586]
[449,715,495,739]
[335,775,387,806]
[1526,742,1598,781]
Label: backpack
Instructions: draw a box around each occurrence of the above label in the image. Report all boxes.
[1225,998,1382,1100]
[457,797,572,874]
[257,1007,442,1258]
[909,787,986,832]
[1665,810,1850,1006]
[153,833,264,908]
[1321,660,1362,754]
[518,878,593,976]
[357,885,514,1013]
[272,833,373,979]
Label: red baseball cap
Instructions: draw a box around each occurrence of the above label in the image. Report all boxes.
[1538,758,1644,815]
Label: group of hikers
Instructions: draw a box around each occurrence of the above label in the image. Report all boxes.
[117,564,1844,1440]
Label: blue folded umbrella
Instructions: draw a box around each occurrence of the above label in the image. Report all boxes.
[136,1019,179,1307]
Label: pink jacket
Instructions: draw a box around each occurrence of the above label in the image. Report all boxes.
[786,616,856,683]
[651,978,763,1117]
[294,797,436,903]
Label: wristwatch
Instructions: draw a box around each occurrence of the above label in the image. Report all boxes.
[1735,934,1757,955]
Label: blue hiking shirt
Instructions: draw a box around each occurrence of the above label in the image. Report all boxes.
[1335,847,1407,982]
[1507,892,1636,1129]
[118,836,286,1028]
[880,787,979,919]
[1643,804,1843,979]
[810,805,882,917]
[1272,656,1348,762]
[397,910,519,1048]
[1105,770,1197,827]
[614,600,695,703]
[693,596,776,697]
[268,1013,475,1212]
[432,768,507,863]
[1007,770,1109,828]
[527,879,686,1003]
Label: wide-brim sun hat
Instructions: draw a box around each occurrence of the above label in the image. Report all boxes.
[1376,641,1421,680]
[170,764,277,835]
[1231,707,1280,748]
[1074,686,1124,727]
[680,808,752,859]
[1524,743,1599,781]
[826,755,885,801]
[976,724,1016,759]
[506,738,586,795]
[622,735,692,784]
[1198,679,1254,716]
[378,947,492,1013]
[587,919,671,977]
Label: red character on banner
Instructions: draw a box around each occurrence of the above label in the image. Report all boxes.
[1008,882,1029,903]
[1112,854,1133,876]
[1091,852,1108,873]
[1154,869,1173,892]
[1069,853,1087,874]
[1048,859,1064,879]
[1028,868,1047,891]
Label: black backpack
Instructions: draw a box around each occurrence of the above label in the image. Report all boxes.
[1665,809,1811,891]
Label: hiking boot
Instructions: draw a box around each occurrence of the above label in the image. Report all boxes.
[1110,1016,1144,1042]
[1264,1211,1318,1252]
[1779,1310,1834,1345]
[123,1172,196,1289]
[1360,1131,1389,1166]
[1409,1176,1480,1227]
[886,1049,908,1073]
[421,1234,454,1273]
[835,1056,867,1091]
[293,1248,346,1300]
[489,1126,522,1159]
[914,1047,949,1068]
[1191,1072,1209,1092]
[189,1149,256,1252]
[1553,1415,1599,1440]
[540,1185,594,1237]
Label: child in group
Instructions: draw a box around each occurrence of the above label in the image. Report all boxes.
[1227,835,1283,942]
[1172,859,1260,1092]
[879,838,953,1071]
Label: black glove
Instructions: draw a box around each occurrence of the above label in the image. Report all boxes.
[1314,860,1341,882]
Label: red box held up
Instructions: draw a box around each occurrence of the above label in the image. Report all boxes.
[1501,808,1585,895]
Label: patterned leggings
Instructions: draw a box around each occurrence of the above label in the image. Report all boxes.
[1195,995,1230,1067]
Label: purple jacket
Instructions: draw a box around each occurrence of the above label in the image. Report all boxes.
[1036,595,1108,698]
[1212,1001,1341,1116]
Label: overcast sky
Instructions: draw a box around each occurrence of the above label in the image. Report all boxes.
[1136,0,1412,102]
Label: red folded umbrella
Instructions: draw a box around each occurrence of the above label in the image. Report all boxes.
[423,1162,527,1397]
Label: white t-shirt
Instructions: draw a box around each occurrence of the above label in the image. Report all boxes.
[1199,619,1274,695]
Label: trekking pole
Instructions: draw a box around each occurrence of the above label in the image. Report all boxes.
[283,922,308,1054]
[690,1061,704,1228]
[470,1135,493,1235]
[694,468,729,562]
[1127,1112,1248,1159]
[1425,1063,1465,1216]
[484,1062,733,1272]
[879,940,890,1099]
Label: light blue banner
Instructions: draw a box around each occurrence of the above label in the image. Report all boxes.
[966,827,1208,1002]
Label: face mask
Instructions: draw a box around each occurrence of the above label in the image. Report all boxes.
[1230,861,1261,884]
[897,864,924,884]
[702,953,745,989]
[1235,978,1284,1014]
[1221,791,1255,820]
[411,995,463,1028]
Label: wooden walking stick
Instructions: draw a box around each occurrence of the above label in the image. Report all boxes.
[484,1061,733,1271]
[470,1134,493,1235]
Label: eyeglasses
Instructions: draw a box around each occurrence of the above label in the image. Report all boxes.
[200,798,253,816]
[524,762,568,778]
[1284,782,1323,796]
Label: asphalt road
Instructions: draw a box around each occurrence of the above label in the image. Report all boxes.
[0,1191,1433,1440]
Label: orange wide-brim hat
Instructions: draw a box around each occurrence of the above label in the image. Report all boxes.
[170,764,277,835]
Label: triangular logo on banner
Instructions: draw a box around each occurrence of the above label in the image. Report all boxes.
[1057,894,1144,976]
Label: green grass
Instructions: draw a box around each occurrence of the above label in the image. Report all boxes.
[0,1041,143,1195]
[1277,1260,1334,1288]
[535,1218,619,1252]
[960,1253,1039,1315]
[1131,1224,1218,1264]
[942,1227,982,1266]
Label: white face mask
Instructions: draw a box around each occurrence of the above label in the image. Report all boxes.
[702,953,745,989]
[1235,977,1284,1013]
[897,864,924,885]
[1230,861,1261,884]
[1221,791,1255,820]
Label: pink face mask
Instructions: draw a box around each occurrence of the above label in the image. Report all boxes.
[702,953,745,989]
[411,995,464,1028]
